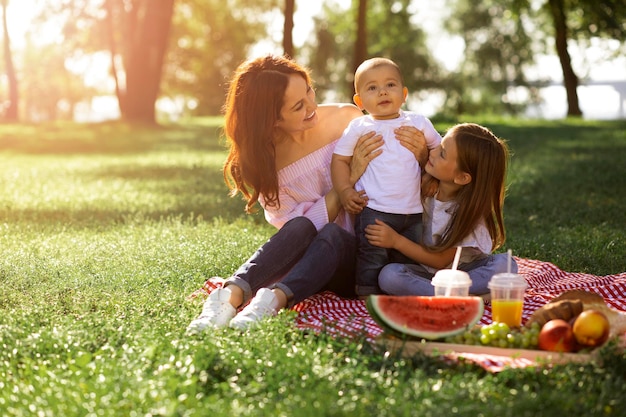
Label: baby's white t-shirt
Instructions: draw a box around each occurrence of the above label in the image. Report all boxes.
[333,110,441,214]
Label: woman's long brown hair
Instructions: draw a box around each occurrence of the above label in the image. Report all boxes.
[222,55,311,213]
[428,123,510,252]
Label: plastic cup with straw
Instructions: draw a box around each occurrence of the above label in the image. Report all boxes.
[432,246,472,297]
[488,249,528,327]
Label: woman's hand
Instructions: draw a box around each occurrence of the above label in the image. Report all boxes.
[394,126,428,166]
[349,131,383,185]
[364,219,399,249]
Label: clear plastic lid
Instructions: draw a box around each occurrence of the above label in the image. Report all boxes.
[488,273,527,289]
[431,269,472,288]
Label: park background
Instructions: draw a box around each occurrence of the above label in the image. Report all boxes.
[1,0,625,124]
[1,2,626,416]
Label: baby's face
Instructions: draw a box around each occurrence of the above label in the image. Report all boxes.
[354,65,406,120]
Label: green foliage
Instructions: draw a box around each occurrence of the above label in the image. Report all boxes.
[0,120,625,416]
[444,0,538,116]
[306,0,441,102]
[163,0,280,115]
[565,0,626,42]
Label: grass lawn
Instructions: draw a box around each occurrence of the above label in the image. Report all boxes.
[0,118,625,416]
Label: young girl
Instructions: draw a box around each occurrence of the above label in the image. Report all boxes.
[365,123,517,296]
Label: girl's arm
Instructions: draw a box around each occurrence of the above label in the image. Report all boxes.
[364,219,457,269]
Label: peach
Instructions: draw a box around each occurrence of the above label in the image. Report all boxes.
[572,309,610,347]
[538,319,576,352]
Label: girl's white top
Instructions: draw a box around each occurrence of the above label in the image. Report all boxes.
[422,195,493,273]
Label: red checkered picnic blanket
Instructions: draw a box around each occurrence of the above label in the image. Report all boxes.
[191,257,626,372]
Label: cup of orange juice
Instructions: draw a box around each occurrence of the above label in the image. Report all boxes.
[488,273,527,328]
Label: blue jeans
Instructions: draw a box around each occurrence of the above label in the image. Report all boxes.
[378,253,518,296]
[355,207,422,296]
[225,217,357,307]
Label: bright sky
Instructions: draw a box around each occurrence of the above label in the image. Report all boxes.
[6,0,40,46]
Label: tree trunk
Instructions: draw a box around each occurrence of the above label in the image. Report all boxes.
[104,0,124,116]
[112,0,175,124]
[353,0,367,90]
[548,0,582,117]
[283,0,295,58]
[1,0,18,122]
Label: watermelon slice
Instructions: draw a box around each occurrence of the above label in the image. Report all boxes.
[367,295,484,340]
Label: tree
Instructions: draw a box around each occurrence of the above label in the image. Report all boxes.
[354,0,367,75]
[26,0,174,123]
[542,0,626,117]
[105,0,175,124]
[1,0,18,121]
[161,0,274,116]
[570,0,626,42]
[445,0,536,116]
[447,0,625,118]
[547,0,582,116]
[283,0,294,57]
[20,39,91,121]
[307,0,440,103]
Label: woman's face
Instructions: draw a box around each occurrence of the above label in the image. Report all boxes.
[275,74,317,134]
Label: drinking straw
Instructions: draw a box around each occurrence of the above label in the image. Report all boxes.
[446,246,463,297]
[506,249,513,299]
[507,249,512,274]
[452,246,462,270]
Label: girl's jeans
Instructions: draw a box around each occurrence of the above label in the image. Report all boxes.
[378,253,518,296]
[225,217,357,307]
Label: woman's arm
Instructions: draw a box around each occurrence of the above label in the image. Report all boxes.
[331,153,367,214]
[394,126,429,166]
[364,219,457,269]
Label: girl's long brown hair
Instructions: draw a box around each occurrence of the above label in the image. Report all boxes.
[222,55,311,213]
[429,123,509,252]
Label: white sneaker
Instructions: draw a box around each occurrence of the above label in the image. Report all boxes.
[229,288,279,330]
[186,287,236,333]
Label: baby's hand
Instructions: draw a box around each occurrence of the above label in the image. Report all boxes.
[339,188,367,214]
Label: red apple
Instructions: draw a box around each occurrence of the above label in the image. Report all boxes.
[538,319,576,352]
[572,310,610,347]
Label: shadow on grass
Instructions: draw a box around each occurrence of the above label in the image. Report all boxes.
[0,120,227,155]
[495,121,626,227]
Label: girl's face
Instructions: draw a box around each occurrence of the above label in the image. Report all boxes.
[275,73,318,134]
[426,134,465,183]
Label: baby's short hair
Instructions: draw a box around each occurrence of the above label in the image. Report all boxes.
[354,57,402,92]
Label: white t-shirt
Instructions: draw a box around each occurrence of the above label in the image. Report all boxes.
[422,195,493,273]
[333,110,441,214]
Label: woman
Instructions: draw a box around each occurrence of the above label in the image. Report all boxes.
[187,55,428,332]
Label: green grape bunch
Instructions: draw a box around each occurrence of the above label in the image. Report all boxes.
[445,322,541,349]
